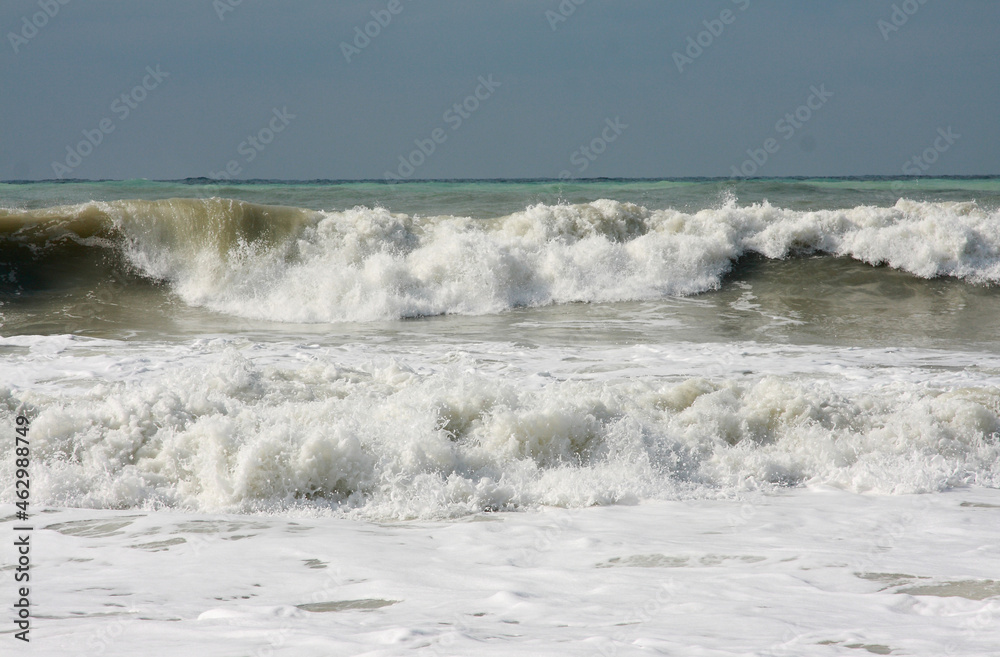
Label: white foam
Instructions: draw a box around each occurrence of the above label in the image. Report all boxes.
[13,488,1000,656]
[104,198,1000,322]
[4,338,998,518]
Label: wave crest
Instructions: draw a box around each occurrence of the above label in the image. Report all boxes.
[3,197,999,321]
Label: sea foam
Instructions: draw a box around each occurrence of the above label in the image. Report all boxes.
[4,339,998,519]
[112,197,1000,322]
[3,196,999,322]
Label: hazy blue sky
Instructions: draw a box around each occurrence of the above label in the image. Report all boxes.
[1,0,997,180]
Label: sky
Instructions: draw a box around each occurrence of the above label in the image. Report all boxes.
[1,0,997,181]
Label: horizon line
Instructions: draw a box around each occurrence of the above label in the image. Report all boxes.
[3,174,1000,185]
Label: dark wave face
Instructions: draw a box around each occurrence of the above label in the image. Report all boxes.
[0,198,318,335]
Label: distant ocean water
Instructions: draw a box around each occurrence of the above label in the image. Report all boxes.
[2,177,1000,516]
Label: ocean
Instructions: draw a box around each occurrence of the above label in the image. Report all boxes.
[3,178,1000,655]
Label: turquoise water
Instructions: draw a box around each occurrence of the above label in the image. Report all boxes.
[3,177,999,215]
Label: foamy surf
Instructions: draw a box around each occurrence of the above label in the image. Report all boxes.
[3,337,998,519]
[3,196,1000,323]
[4,179,1000,656]
[21,490,1000,656]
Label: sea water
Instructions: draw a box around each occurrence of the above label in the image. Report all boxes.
[2,178,999,655]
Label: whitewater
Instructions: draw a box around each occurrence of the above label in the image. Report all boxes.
[3,194,999,324]
[2,178,1000,655]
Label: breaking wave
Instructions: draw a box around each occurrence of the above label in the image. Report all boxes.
[2,196,999,321]
[3,346,998,518]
